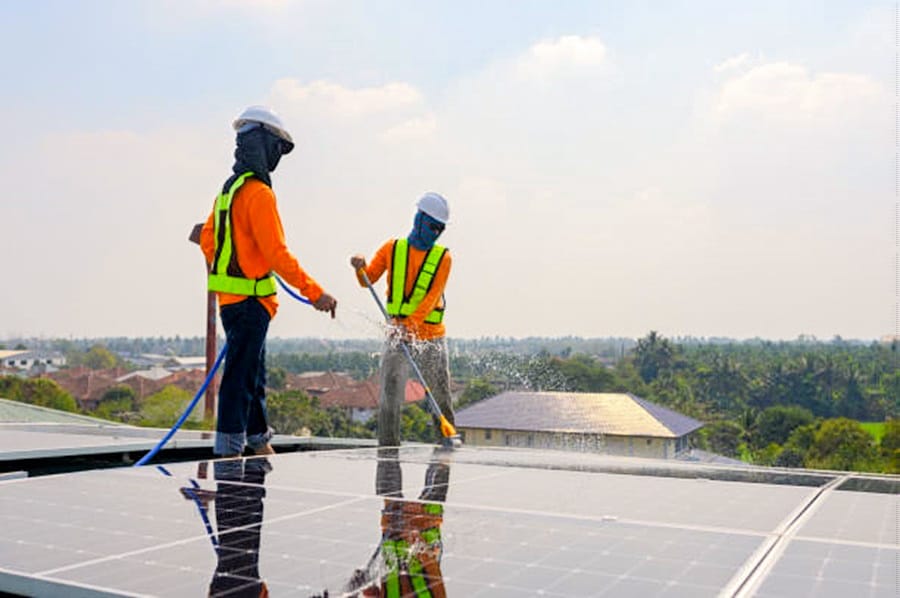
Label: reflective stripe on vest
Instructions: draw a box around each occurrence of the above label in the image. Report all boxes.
[382,539,433,598]
[208,172,277,297]
[383,539,403,598]
[386,239,446,325]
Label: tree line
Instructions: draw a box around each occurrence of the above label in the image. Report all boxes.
[2,333,896,472]
[449,331,898,473]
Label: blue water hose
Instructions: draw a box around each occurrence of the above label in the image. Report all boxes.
[274,275,313,306]
[157,465,219,547]
[134,275,311,467]
[134,345,227,466]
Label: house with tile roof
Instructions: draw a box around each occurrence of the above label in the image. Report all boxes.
[285,371,427,423]
[41,367,207,411]
[455,391,704,459]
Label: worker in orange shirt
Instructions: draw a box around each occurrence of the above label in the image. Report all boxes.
[336,447,450,597]
[350,193,456,448]
[200,105,337,458]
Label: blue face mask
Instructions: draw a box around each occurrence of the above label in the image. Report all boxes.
[407,211,445,250]
[229,125,285,188]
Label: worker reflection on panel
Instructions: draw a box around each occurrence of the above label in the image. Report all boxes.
[342,448,451,597]
[181,457,272,598]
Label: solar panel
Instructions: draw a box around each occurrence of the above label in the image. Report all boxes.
[0,445,896,597]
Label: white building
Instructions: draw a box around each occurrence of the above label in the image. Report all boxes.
[0,350,67,370]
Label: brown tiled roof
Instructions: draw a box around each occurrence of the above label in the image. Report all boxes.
[455,391,704,438]
[317,379,379,409]
[43,367,208,408]
[43,368,122,407]
[44,366,428,413]
[283,371,350,395]
[286,371,425,410]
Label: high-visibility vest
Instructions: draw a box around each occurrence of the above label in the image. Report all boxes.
[381,502,444,598]
[386,239,447,325]
[207,172,277,297]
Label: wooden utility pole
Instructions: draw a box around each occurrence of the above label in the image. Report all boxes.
[189,223,217,420]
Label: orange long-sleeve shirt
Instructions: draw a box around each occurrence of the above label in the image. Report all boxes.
[357,239,451,340]
[200,178,324,319]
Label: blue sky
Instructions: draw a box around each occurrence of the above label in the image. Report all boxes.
[0,1,893,341]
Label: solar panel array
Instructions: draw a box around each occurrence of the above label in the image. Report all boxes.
[0,445,896,597]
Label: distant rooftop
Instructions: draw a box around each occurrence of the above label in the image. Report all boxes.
[456,391,704,438]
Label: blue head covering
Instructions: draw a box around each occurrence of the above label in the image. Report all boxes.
[407,210,445,250]
[222,124,286,191]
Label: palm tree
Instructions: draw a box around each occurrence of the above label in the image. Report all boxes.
[634,331,674,383]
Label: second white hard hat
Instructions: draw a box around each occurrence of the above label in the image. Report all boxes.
[416,192,450,224]
[233,105,294,152]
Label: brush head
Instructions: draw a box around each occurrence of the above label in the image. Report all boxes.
[439,415,458,439]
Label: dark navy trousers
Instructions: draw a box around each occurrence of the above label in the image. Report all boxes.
[215,298,272,455]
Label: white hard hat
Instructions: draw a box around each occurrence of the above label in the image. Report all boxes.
[416,192,450,224]
[233,105,294,152]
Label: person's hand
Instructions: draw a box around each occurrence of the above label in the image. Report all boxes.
[314,292,337,319]
[350,255,367,271]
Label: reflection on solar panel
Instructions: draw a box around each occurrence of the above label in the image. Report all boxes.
[0,446,896,597]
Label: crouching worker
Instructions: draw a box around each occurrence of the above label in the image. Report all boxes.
[350,193,457,449]
[200,105,337,458]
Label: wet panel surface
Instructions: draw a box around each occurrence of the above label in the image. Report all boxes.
[0,445,897,597]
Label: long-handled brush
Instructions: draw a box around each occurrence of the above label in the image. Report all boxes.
[358,269,462,447]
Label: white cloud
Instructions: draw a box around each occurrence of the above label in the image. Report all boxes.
[515,35,607,81]
[1,25,890,340]
[382,115,438,143]
[713,52,753,73]
[271,79,425,119]
[711,61,883,123]
[0,125,227,338]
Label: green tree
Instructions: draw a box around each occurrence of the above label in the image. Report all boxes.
[69,345,119,370]
[94,385,137,422]
[268,367,287,391]
[806,418,880,472]
[0,376,78,412]
[556,354,616,392]
[754,405,815,448]
[704,420,744,458]
[737,407,758,443]
[754,443,783,466]
[774,446,805,468]
[137,386,199,428]
[401,403,434,442]
[266,390,372,438]
[880,419,900,474]
[457,377,498,410]
[773,422,818,468]
[0,376,22,400]
[651,372,703,419]
[101,384,136,404]
[694,354,748,414]
[634,331,674,383]
[267,390,330,436]
[834,367,866,419]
